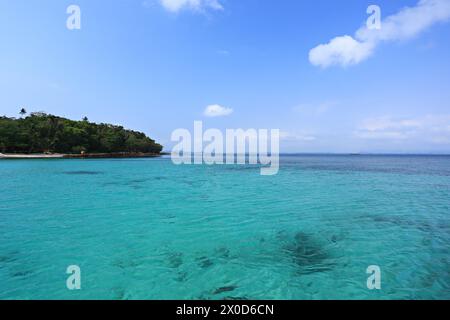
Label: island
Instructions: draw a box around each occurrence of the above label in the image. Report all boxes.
[0,111,163,159]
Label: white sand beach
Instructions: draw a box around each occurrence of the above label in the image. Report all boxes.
[0,153,64,159]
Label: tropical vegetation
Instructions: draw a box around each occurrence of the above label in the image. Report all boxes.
[0,111,163,154]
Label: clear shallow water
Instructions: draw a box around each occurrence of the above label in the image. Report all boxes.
[0,155,449,300]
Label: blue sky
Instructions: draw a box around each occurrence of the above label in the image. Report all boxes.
[1,0,450,153]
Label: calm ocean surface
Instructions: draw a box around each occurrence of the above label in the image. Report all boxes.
[0,155,449,300]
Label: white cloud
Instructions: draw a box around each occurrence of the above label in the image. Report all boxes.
[309,0,450,68]
[158,0,223,12]
[204,104,233,117]
[359,116,421,132]
[355,115,450,143]
[280,131,317,142]
[309,36,375,68]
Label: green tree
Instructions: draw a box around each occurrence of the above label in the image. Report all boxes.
[0,113,163,154]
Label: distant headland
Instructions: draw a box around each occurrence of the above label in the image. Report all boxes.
[0,110,163,159]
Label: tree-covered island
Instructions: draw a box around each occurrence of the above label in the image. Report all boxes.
[0,111,163,157]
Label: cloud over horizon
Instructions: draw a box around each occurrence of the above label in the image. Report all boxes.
[309,0,450,68]
[355,115,450,144]
[280,131,317,142]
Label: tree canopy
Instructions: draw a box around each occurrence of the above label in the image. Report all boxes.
[0,113,163,154]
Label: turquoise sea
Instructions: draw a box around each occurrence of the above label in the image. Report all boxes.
[0,155,449,300]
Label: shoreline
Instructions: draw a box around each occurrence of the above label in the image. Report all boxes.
[0,152,162,159]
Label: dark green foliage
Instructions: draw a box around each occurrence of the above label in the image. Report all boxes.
[0,113,163,154]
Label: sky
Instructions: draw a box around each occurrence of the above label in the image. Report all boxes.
[1,0,450,153]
